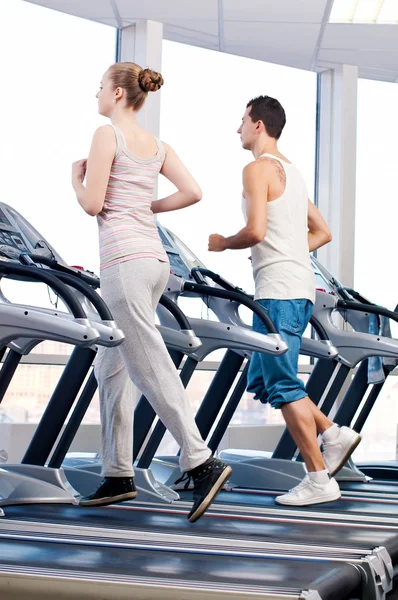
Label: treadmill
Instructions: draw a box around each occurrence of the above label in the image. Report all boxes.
[48,223,398,514]
[219,258,398,497]
[121,228,398,501]
[0,207,389,600]
[0,205,395,599]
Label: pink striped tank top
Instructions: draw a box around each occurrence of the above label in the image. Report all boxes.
[97,124,168,270]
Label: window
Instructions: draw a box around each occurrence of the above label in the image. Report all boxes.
[355,78,398,314]
[353,78,398,460]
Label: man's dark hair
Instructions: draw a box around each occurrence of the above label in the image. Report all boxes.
[246,95,286,139]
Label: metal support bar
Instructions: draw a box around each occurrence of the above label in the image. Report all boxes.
[334,359,369,427]
[22,347,96,466]
[48,371,98,468]
[353,379,385,434]
[208,362,249,453]
[0,350,22,404]
[195,350,245,440]
[352,364,395,434]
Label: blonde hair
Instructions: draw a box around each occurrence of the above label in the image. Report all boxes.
[108,62,164,111]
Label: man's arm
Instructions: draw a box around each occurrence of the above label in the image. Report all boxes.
[208,161,268,252]
[307,200,332,252]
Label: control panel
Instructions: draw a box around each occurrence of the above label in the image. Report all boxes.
[0,207,30,256]
[0,203,99,287]
[157,224,203,281]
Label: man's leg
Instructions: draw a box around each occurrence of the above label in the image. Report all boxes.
[307,398,361,476]
[301,392,361,476]
[307,399,334,434]
[281,397,326,472]
[251,299,340,505]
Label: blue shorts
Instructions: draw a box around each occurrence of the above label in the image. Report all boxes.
[247,299,313,410]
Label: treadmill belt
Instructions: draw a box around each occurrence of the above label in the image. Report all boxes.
[0,536,362,600]
[211,489,398,518]
[4,503,398,561]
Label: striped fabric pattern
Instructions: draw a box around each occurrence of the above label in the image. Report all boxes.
[97,125,168,270]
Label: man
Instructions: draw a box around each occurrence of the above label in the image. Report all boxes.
[208,96,361,506]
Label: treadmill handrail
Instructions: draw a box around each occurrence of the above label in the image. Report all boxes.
[37,268,113,321]
[182,281,278,334]
[158,295,192,331]
[337,299,398,324]
[309,315,329,342]
[21,253,100,289]
[337,286,374,305]
[0,262,87,319]
[191,267,243,293]
[192,267,329,341]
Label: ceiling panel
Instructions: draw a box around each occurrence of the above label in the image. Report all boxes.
[21,1,398,83]
[26,0,115,21]
[224,0,328,23]
[224,44,311,70]
[359,68,398,82]
[322,23,398,50]
[115,0,217,21]
[163,26,218,50]
[225,22,319,67]
[162,19,219,39]
[164,30,219,51]
[318,48,398,71]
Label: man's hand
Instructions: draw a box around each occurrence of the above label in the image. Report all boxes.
[208,234,227,252]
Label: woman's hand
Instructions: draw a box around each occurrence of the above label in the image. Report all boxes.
[72,159,87,186]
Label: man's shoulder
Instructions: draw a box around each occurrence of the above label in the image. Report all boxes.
[243,159,270,177]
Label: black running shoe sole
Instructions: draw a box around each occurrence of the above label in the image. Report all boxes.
[188,466,232,523]
[79,491,137,507]
[329,435,362,477]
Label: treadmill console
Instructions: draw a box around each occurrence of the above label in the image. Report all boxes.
[0,207,30,257]
[157,224,204,280]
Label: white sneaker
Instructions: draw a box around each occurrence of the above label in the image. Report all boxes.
[322,426,362,476]
[275,475,341,506]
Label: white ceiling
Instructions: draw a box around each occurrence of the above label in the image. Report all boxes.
[24,0,398,82]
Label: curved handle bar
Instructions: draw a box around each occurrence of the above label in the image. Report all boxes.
[337,299,398,325]
[183,281,278,334]
[21,253,100,289]
[42,269,112,321]
[158,295,192,330]
[191,267,239,292]
[0,262,86,319]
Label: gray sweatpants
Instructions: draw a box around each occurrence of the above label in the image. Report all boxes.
[94,258,211,477]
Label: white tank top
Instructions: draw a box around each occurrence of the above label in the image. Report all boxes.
[242,153,315,303]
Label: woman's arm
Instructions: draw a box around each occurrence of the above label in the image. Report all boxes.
[151,142,202,214]
[72,125,116,217]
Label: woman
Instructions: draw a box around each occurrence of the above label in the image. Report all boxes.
[71,62,231,523]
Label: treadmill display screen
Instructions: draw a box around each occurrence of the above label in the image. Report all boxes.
[167,252,191,279]
[0,208,13,229]
[157,227,174,251]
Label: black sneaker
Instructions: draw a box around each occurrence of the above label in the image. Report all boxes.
[79,477,137,507]
[176,458,232,523]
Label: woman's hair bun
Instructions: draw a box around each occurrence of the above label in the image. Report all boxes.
[138,68,164,92]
